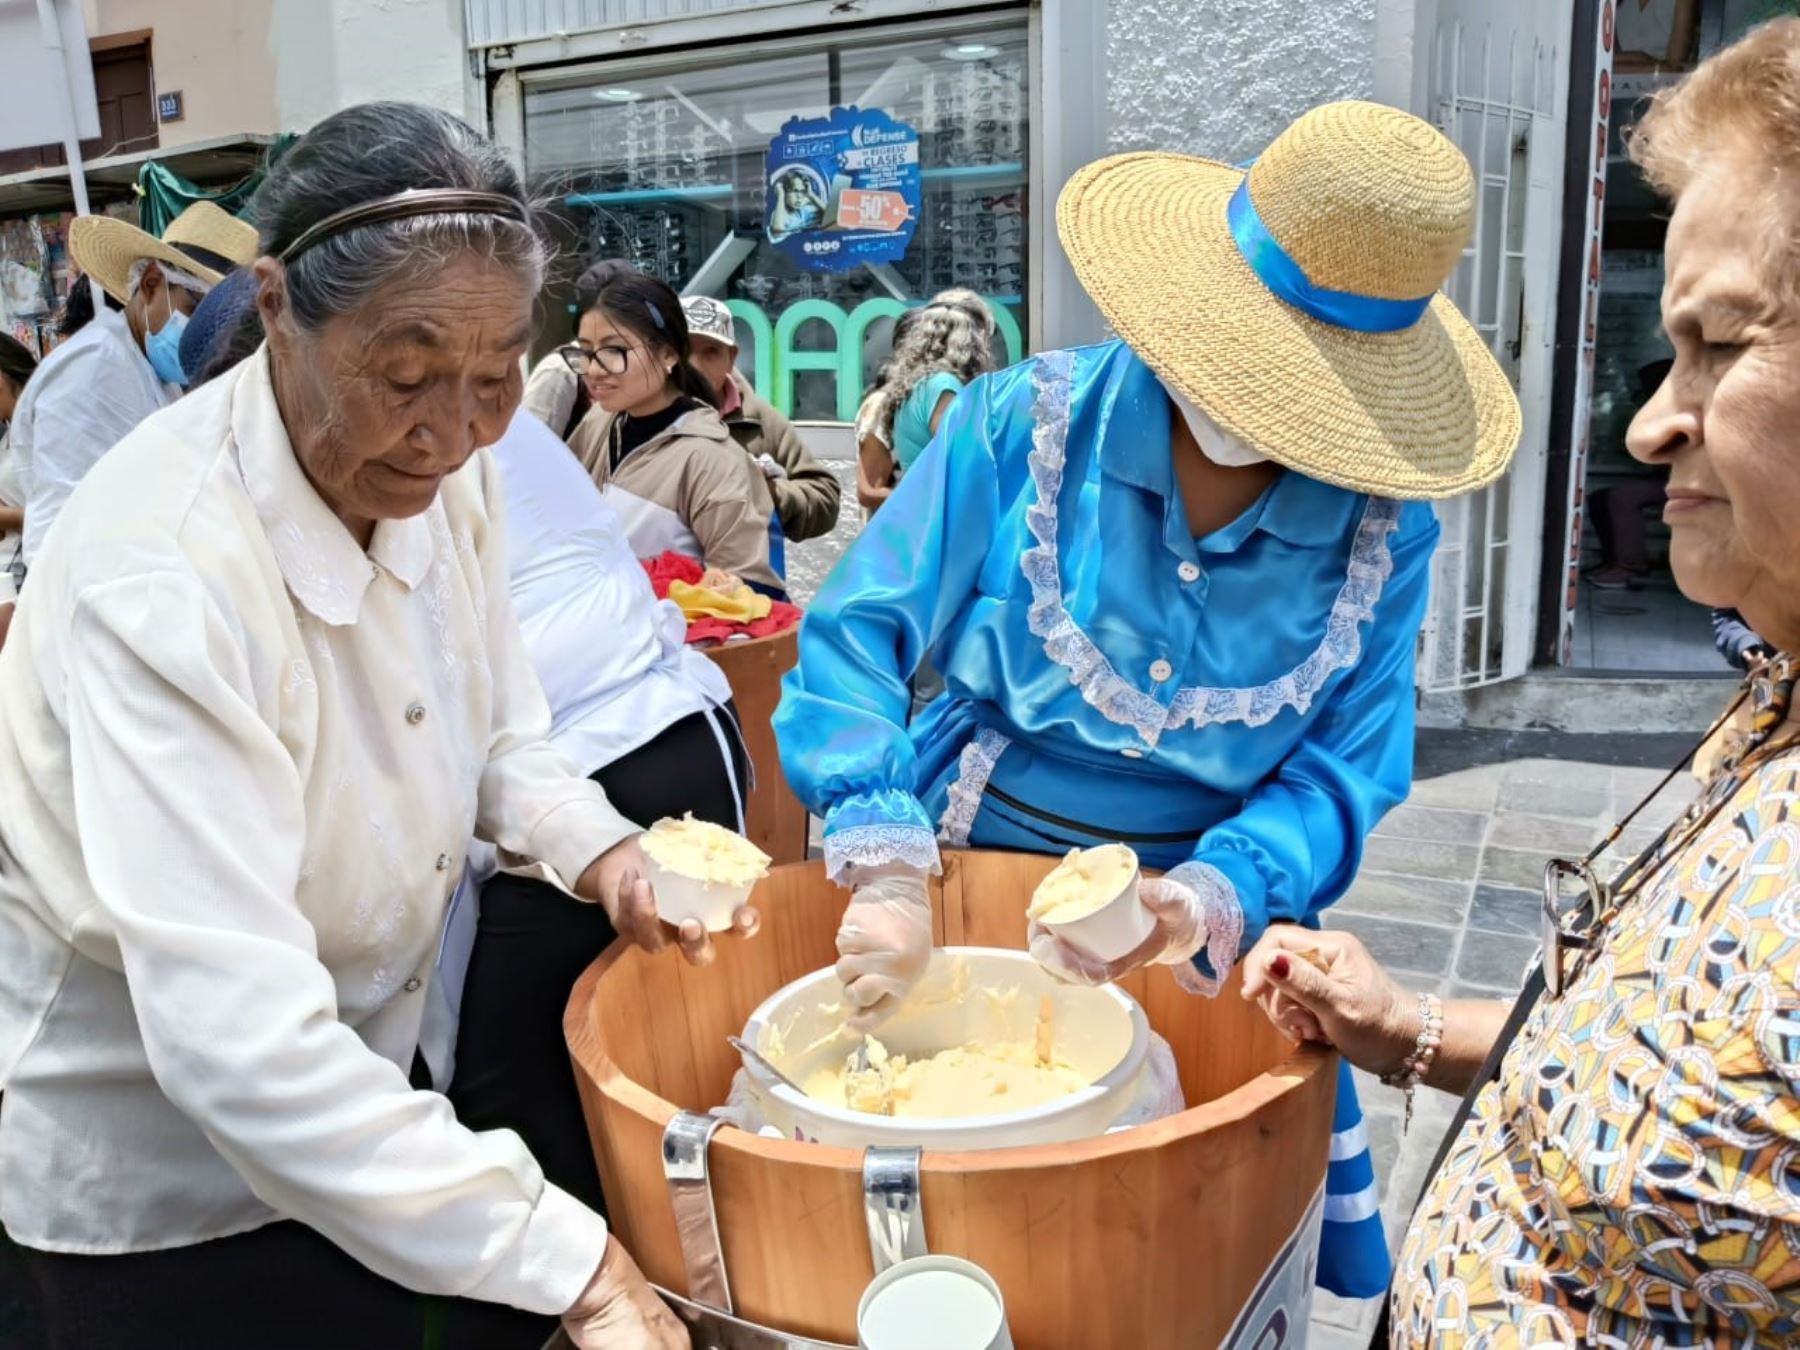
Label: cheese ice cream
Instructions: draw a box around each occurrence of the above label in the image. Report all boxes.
[1027,844,1138,923]
[642,814,770,931]
[803,998,1087,1118]
[643,814,771,886]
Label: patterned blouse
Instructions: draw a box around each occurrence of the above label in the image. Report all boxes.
[1394,724,1800,1346]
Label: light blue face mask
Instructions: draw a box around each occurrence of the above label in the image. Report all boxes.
[145,308,190,386]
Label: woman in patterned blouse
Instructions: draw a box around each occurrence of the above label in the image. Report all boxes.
[1242,20,1800,1346]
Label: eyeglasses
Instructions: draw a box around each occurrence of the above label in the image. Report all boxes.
[559,343,630,376]
[1540,858,1603,997]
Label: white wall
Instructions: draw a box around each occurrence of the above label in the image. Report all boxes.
[1105,0,1382,160]
[272,0,475,135]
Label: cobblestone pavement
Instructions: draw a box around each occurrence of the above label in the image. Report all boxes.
[1307,727,1703,1348]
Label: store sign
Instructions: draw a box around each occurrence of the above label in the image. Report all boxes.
[765,106,921,274]
[1221,1184,1322,1349]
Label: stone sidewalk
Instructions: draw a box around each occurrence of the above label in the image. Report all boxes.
[1305,727,1701,1348]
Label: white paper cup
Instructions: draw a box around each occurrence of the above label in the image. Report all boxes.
[857,1255,1013,1350]
[642,853,755,933]
[1038,859,1151,965]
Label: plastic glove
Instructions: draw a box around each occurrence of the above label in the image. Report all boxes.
[835,867,933,1030]
[755,452,788,481]
[1029,875,1214,991]
[562,1239,690,1348]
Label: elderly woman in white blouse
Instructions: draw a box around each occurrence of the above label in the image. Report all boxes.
[0,102,730,1350]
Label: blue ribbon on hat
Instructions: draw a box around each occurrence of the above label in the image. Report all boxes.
[1227,176,1433,334]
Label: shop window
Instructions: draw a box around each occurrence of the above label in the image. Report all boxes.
[521,16,1030,421]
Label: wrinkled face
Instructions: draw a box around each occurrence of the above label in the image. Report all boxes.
[687,333,737,400]
[1627,153,1800,648]
[258,253,530,537]
[576,307,673,413]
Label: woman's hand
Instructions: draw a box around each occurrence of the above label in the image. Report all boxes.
[562,1240,690,1349]
[1238,927,1417,1077]
[836,867,933,1030]
[577,835,759,967]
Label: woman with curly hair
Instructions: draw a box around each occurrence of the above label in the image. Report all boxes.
[857,289,998,509]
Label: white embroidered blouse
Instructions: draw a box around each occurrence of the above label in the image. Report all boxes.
[0,348,628,1314]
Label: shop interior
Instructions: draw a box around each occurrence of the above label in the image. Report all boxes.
[1570,0,1788,672]
[519,13,1030,424]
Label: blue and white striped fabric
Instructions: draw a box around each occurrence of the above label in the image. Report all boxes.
[1317,1059,1391,1298]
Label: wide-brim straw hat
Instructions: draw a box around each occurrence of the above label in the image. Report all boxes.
[1057,100,1521,500]
[70,201,260,306]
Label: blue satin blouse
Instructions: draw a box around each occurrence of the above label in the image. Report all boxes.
[774,338,1439,959]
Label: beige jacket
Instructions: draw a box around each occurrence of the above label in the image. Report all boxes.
[568,402,783,592]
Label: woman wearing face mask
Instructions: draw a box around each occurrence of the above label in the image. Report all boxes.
[773,102,1522,1301]
[565,267,785,598]
[8,203,256,564]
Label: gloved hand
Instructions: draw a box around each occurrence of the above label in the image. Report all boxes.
[835,867,933,1030]
[1029,874,1217,992]
[755,453,788,482]
[562,1239,690,1348]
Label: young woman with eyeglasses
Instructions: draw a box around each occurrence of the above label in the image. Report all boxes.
[563,264,786,598]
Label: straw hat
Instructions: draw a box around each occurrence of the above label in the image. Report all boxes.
[1056,101,1521,500]
[70,202,260,306]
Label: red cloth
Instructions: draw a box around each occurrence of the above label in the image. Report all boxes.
[640,551,802,645]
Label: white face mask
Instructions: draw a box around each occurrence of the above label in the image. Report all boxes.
[1162,380,1271,468]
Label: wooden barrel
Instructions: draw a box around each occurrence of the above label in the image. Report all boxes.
[702,628,808,866]
[566,850,1337,1349]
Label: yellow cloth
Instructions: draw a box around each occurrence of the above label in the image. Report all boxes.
[668,579,772,623]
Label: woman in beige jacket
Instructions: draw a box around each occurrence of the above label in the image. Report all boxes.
[562,268,784,597]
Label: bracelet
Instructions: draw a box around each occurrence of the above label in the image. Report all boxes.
[1380,992,1443,1132]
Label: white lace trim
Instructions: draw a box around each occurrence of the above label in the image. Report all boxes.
[1020,353,1403,747]
[937,728,1013,847]
[1158,862,1244,998]
[823,824,941,883]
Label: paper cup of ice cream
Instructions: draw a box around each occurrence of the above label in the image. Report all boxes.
[858,1254,1013,1350]
[641,814,771,933]
[1026,843,1151,964]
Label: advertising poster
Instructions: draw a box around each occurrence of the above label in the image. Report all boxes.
[765,105,921,273]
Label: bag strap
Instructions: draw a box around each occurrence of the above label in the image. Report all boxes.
[1367,965,1544,1347]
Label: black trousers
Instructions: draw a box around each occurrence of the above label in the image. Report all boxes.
[444,705,748,1349]
[18,1220,423,1349]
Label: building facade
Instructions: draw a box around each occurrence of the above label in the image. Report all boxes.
[6,0,1778,684]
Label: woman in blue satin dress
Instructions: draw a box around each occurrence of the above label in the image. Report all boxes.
[773,102,1522,1299]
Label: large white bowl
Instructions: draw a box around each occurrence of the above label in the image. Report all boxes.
[740,948,1151,1150]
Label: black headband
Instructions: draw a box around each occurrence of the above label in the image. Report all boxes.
[276,188,530,265]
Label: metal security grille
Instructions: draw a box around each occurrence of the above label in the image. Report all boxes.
[1419,3,1570,691]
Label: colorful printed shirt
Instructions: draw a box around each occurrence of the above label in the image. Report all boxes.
[1395,741,1800,1346]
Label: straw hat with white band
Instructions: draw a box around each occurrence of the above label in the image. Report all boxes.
[69,202,260,306]
[1056,100,1522,500]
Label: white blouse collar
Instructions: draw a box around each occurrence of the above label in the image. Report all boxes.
[230,346,434,626]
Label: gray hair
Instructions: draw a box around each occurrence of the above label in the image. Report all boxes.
[871,289,999,446]
[250,101,544,330]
